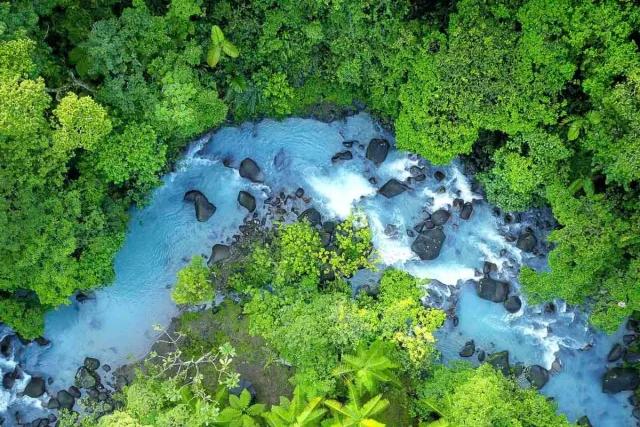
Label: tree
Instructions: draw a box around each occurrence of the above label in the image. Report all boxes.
[324,385,389,427]
[172,256,213,305]
[333,341,398,394]
[263,387,326,427]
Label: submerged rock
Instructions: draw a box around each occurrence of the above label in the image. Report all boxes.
[331,150,353,162]
[57,390,75,410]
[365,138,390,164]
[486,351,510,376]
[209,244,231,265]
[299,208,322,226]
[378,179,409,198]
[516,231,537,252]
[237,191,256,212]
[607,344,624,362]
[504,295,522,313]
[459,340,475,357]
[75,367,99,389]
[525,365,549,389]
[23,377,45,398]
[431,209,450,226]
[239,158,264,183]
[411,229,446,260]
[476,277,510,303]
[602,367,640,393]
[184,190,216,222]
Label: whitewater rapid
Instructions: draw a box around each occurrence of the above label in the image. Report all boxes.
[0,113,633,425]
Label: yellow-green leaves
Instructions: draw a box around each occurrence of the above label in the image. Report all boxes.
[172,255,213,305]
[207,25,239,68]
[52,93,112,152]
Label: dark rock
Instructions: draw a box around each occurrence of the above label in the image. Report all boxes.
[453,198,464,209]
[46,398,59,410]
[299,208,322,226]
[68,386,81,398]
[384,224,398,237]
[576,416,592,426]
[516,231,537,252]
[75,367,99,389]
[452,316,459,327]
[476,277,510,303]
[513,363,525,378]
[634,408,640,419]
[322,221,336,233]
[75,292,94,303]
[624,351,640,363]
[434,171,445,181]
[544,302,556,314]
[2,371,17,389]
[607,344,624,362]
[57,390,75,410]
[273,149,287,171]
[624,334,638,345]
[409,166,423,177]
[378,179,409,198]
[477,350,486,362]
[483,262,497,275]
[184,190,216,222]
[459,340,475,357]
[320,231,332,247]
[414,173,426,182]
[295,188,305,198]
[98,391,108,401]
[504,296,522,313]
[237,191,256,212]
[431,209,450,226]
[33,418,50,427]
[23,377,45,398]
[486,351,510,376]
[365,138,390,165]
[331,150,353,162]
[342,140,356,148]
[460,202,473,220]
[239,158,264,183]
[602,367,640,393]
[84,357,100,371]
[411,229,446,260]
[0,336,11,357]
[525,365,550,389]
[208,244,231,265]
[436,186,446,194]
[368,177,377,185]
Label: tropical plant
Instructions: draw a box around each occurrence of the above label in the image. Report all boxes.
[207,25,239,68]
[263,386,327,427]
[214,389,266,427]
[324,384,389,427]
[333,341,398,394]
[172,255,213,305]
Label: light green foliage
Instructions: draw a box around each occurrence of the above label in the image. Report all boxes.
[324,214,375,279]
[215,389,266,427]
[324,385,389,427]
[172,255,213,305]
[333,341,398,395]
[207,25,239,68]
[263,386,326,427]
[52,93,112,152]
[0,298,46,339]
[416,363,572,427]
[274,221,324,289]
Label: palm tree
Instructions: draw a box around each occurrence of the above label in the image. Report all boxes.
[323,384,389,427]
[263,386,327,427]
[214,389,266,427]
[333,341,399,394]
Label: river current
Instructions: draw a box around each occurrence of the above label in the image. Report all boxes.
[0,113,633,425]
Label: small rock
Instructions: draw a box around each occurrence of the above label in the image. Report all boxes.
[237,191,256,212]
[525,365,550,389]
[2,371,17,389]
[476,277,510,303]
[624,334,638,345]
[295,188,305,198]
[23,377,45,398]
[368,177,377,185]
[378,179,409,198]
[299,208,322,226]
[208,244,231,265]
[576,416,592,426]
[544,302,556,314]
[504,296,522,313]
[239,158,264,183]
[365,138,390,165]
[411,229,446,260]
[84,357,100,371]
[516,231,537,252]
[414,173,426,182]
[46,398,59,409]
[0,336,11,357]
[75,367,99,389]
[323,221,336,233]
[431,209,450,226]
[602,367,640,393]
[486,351,510,376]
[460,202,473,220]
[459,340,475,357]
[483,262,497,275]
[409,166,423,177]
[331,150,353,162]
[607,344,624,362]
[68,386,81,398]
[342,140,356,148]
[434,171,445,181]
[477,350,486,362]
[624,351,640,363]
[57,390,75,410]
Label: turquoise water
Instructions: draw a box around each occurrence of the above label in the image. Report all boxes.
[1,114,633,425]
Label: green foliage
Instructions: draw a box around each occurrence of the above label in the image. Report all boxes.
[416,363,572,427]
[263,386,326,427]
[333,341,398,395]
[274,221,324,289]
[324,385,389,427]
[172,256,213,305]
[215,389,266,427]
[207,25,239,68]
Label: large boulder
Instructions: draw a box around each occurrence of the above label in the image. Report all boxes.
[525,365,549,389]
[237,191,256,212]
[476,277,510,303]
[379,179,409,198]
[411,229,446,260]
[75,367,99,389]
[299,208,322,226]
[504,295,522,313]
[602,367,640,393]
[208,244,231,265]
[459,340,475,357]
[57,390,75,410]
[184,190,216,222]
[23,377,45,398]
[365,138,390,164]
[239,158,264,183]
[516,231,537,252]
[431,209,450,226]
[607,343,624,362]
[486,351,510,376]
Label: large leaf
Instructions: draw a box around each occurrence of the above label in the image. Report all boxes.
[222,40,240,58]
[567,121,581,141]
[211,25,225,44]
[207,45,222,68]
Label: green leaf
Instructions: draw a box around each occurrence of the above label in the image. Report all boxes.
[207,45,222,68]
[239,389,252,409]
[222,40,239,58]
[211,25,225,44]
[567,121,581,141]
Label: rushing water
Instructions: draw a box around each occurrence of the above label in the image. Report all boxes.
[0,113,634,425]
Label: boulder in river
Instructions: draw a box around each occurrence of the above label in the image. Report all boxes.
[2,370,18,389]
[331,150,353,162]
[476,277,510,303]
[411,229,446,260]
[434,170,445,181]
[576,416,592,426]
[75,366,99,389]
[459,340,475,357]
[504,295,522,313]
[208,244,231,265]
[237,191,256,212]
[602,367,640,393]
[525,365,549,389]
[607,343,624,362]
[486,351,510,376]
[23,377,45,398]
[184,190,216,222]
[365,138,390,165]
[84,357,100,371]
[57,390,75,410]
[0,335,11,357]
[46,398,59,409]
[516,231,537,252]
[431,209,450,226]
[460,202,473,220]
[378,179,409,198]
[299,208,322,226]
[239,158,264,183]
